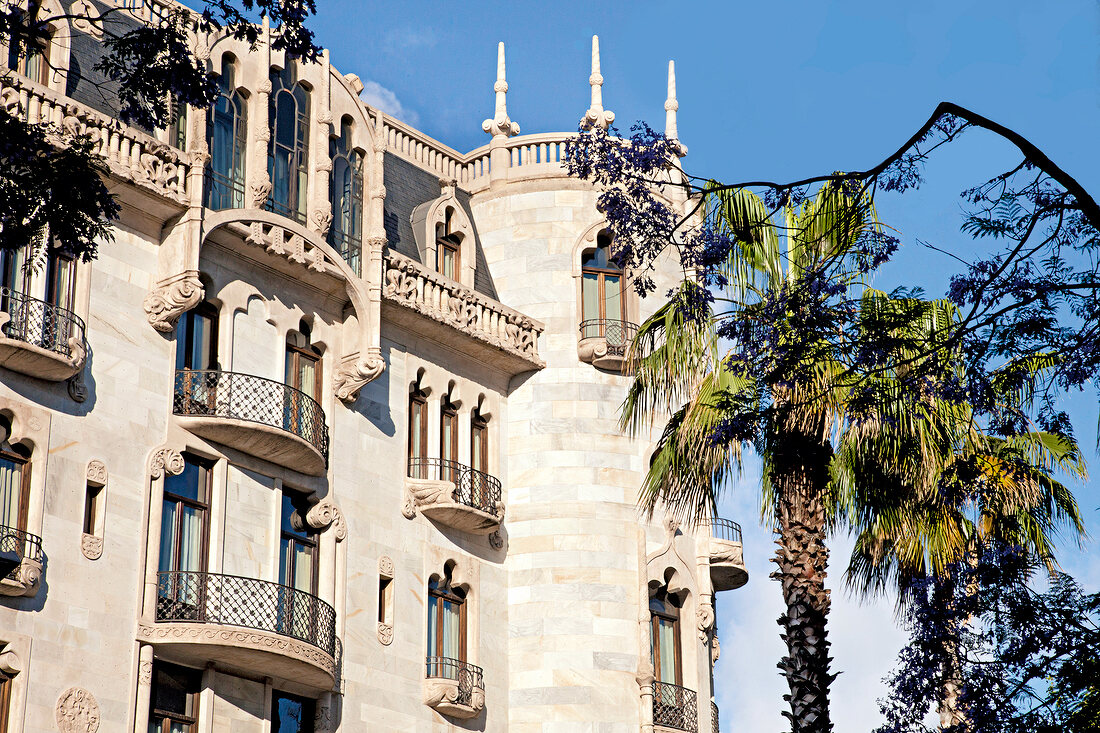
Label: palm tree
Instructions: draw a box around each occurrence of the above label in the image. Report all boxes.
[624,183,889,733]
[835,299,1087,729]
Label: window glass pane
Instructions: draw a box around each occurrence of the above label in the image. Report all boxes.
[656,617,677,683]
[164,461,203,502]
[292,543,314,592]
[151,662,199,716]
[441,247,455,279]
[442,598,461,661]
[0,455,22,528]
[427,593,438,656]
[158,500,178,573]
[471,427,483,473]
[410,402,423,462]
[297,357,317,401]
[581,273,600,325]
[604,275,622,322]
[178,505,203,572]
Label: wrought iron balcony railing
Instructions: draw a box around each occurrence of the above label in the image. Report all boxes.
[0,525,43,580]
[706,518,743,544]
[579,318,639,357]
[407,458,502,515]
[425,656,484,707]
[155,570,336,657]
[653,680,698,731]
[0,287,87,358]
[712,700,720,733]
[172,369,329,465]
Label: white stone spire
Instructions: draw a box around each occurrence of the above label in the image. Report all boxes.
[482,42,520,138]
[664,60,678,140]
[580,35,615,131]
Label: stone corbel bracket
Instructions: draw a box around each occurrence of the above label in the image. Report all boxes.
[333,349,385,403]
[143,271,204,333]
[304,499,347,541]
[402,479,505,535]
[149,447,185,480]
[423,678,485,720]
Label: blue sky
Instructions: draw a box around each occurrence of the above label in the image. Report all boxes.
[309,1,1100,730]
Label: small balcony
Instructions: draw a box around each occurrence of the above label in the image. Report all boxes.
[173,369,329,476]
[0,288,87,381]
[712,700,720,733]
[405,458,504,534]
[578,319,638,371]
[148,570,337,691]
[0,525,43,597]
[653,680,697,732]
[423,656,485,719]
[707,518,748,592]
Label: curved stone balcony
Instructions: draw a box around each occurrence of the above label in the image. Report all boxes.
[404,458,504,535]
[144,570,337,691]
[0,525,43,598]
[578,319,638,372]
[707,518,748,592]
[653,680,697,732]
[0,288,87,382]
[172,369,329,476]
[424,656,485,719]
[711,700,720,733]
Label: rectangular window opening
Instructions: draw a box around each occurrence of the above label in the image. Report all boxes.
[378,576,392,625]
[82,482,101,535]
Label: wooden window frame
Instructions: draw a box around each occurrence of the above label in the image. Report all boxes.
[650,596,683,686]
[176,303,220,372]
[159,455,212,574]
[581,249,627,324]
[435,236,460,280]
[408,390,428,478]
[279,488,319,596]
[267,68,311,224]
[149,661,201,733]
[470,412,488,475]
[428,581,468,662]
[0,445,30,533]
[285,343,322,399]
[440,398,458,483]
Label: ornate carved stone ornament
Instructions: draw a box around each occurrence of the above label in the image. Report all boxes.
[310,204,334,238]
[138,660,154,685]
[245,221,328,273]
[711,635,721,666]
[149,447,185,480]
[697,604,715,643]
[143,271,204,332]
[382,253,543,366]
[80,534,102,561]
[377,622,393,646]
[305,499,347,541]
[67,372,87,402]
[423,677,486,720]
[136,622,337,677]
[248,174,272,208]
[378,555,394,576]
[55,687,101,733]
[333,350,386,403]
[488,530,504,551]
[314,700,335,733]
[482,42,520,139]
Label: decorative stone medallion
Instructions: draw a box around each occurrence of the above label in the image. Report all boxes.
[80,533,102,561]
[55,687,100,733]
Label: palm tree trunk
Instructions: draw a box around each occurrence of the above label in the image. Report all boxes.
[769,418,836,733]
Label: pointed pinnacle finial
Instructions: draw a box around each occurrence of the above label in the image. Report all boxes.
[580,35,615,131]
[664,60,678,140]
[482,41,520,138]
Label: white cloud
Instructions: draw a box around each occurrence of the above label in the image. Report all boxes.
[359,80,420,128]
[712,455,909,732]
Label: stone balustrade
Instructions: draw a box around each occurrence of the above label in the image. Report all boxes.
[0,74,191,206]
[382,251,543,369]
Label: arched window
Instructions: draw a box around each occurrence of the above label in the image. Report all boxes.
[267,66,310,224]
[0,416,31,542]
[7,32,49,86]
[284,320,322,435]
[329,117,363,273]
[427,564,467,678]
[650,584,682,685]
[435,208,461,280]
[408,384,428,479]
[470,407,488,476]
[205,56,247,210]
[440,395,458,482]
[581,232,625,338]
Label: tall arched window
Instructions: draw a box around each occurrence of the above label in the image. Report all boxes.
[435,208,461,280]
[408,384,428,479]
[650,584,682,685]
[440,395,458,483]
[581,232,625,339]
[205,56,247,210]
[284,320,322,436]
[267,66,310,224]
[0,416,31,546]
[329,117,363,273]
[427,564,467,679]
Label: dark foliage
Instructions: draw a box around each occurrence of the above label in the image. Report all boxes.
[877,543,1100,733]
[0,107,118,262]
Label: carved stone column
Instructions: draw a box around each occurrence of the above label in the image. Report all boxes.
[247,17,273,209]
[309,50,333,238]
[133,644,154,733]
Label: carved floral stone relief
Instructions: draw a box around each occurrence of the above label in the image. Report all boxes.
[55,687,100,733]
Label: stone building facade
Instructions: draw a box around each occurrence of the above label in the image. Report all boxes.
[0,4,748,731]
